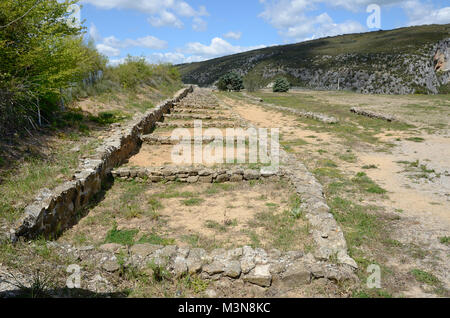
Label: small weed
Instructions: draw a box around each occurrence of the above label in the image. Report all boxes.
[362,165,378,169]
[439,236,450,245]
[352,172,386,194]
[148,262,172,282]
[184,275,209,294]
[410,269,440,286]
[339,152,357,163]
[105,224,138,246]
[406,137,425,143]
[137,233,175,246]
[182,198,205,206]
[205,220,228,232]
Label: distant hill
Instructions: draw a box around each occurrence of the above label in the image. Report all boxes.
[178,24,450,94]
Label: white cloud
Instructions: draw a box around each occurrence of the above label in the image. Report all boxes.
[146,52,205,64]
[192,17,207,32]
[96,43,121,56]
[184,37,266,58]
[258,0,425,41]
[82,0,208,29]
[259,0,366,41]
[89,27,168,57]
[223,31,242,40]
[88,23,102,42]
[148,10,183,28]
[402,0,450,26]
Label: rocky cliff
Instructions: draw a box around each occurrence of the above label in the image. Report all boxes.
[179,24,450,94]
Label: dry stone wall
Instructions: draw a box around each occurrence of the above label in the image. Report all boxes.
[10,86,194,241]
[112,166,283,184]
[350,107,398,122]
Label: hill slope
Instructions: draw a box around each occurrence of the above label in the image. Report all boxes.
[178,24,450,94]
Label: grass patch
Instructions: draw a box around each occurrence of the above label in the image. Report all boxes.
[330,197,382,249]
[137,233,175,246]
[339,151,358,163]
[182,198,205,206]
[362,165,378,169]
[105,224,138,246]
[352,172,386,194]
[439,236,450,245]
[405,137,425,143]
[205,220,228,232]
[410,269,440,286]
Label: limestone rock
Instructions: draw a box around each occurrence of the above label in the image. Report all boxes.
[244,265,272,287]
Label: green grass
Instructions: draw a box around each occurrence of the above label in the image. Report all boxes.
[362,165,378,169]
[246,195,309,251]
[405,137,425,143]
[104,224,139,246]
[0,139,100,226]
[330,197,382,245]
[182,198,205,206]
[339,151,358,163]
[137,233,175,246]
[352,172,387,194]
[205,220,228,232]
[439,236,450,245]
[410,269,440,286]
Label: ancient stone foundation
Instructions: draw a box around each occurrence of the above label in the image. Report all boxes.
[10,86,194,241]
[112,166,283,183]
[350,107,397,122]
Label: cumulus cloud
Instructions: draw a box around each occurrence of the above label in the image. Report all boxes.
[88,24,167,57]
[223,31,242,40]
[192,17,208,32]
[259,0,449,41]
[82,0,209,30]
[259,0,368,41]
[184,37,266,58]
[402,0,450,26]
[88,23,102,42]
[146,52,205,64]
[148,10,183,28]
[96,43,121,57]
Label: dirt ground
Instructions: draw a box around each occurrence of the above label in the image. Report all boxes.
[218,90,449,297]
[58,179,312,252]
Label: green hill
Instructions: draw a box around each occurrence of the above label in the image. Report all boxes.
[178,24,450,94]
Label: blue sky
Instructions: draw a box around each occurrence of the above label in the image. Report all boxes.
[78,0,450,65]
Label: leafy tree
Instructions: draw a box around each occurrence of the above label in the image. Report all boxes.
[217,72,244,92]
[0,0,106,134]
[273,77,290,92]
[244,76,260,92]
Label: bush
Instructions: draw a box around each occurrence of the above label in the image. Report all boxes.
[244,77,260,92]
[273,77,290,92]
[217,72,244,92]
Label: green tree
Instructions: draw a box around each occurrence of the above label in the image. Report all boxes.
[0,0,105,134]
[217,72,244,92]
[273,77,290,92]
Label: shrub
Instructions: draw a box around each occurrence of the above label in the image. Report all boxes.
[244,77,260,92]
[273,77,290,92]
[217,72,244,92]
